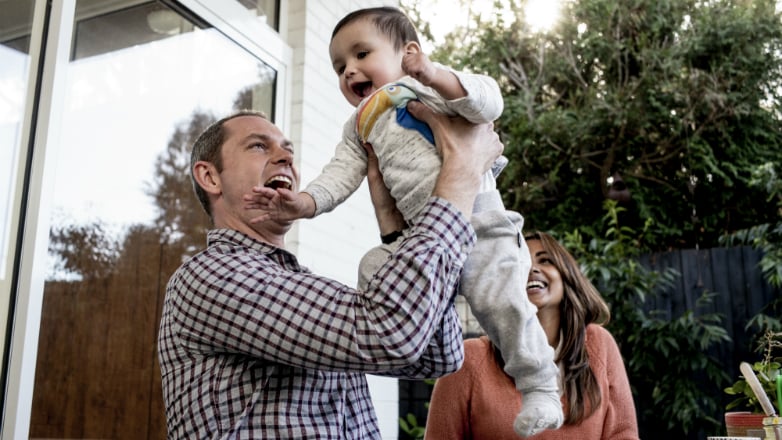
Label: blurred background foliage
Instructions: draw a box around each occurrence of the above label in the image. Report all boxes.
[407,0,782,252]
[400,0,782,438]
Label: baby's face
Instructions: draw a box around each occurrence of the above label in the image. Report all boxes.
[329,18,407,107]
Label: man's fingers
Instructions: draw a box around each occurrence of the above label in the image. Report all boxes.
[248,213,270,224]
[406,100,438,126]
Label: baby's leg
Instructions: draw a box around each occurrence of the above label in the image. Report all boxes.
[357,238,402,290]
[461,190,563,437]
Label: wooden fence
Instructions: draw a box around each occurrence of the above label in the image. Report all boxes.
[640,246,779,385]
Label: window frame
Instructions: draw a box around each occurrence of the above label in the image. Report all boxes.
[0,1,289,436]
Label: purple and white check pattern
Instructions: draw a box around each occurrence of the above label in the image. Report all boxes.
[158,198,471,439]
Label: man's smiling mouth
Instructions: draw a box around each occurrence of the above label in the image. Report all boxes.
[265,175,292,190]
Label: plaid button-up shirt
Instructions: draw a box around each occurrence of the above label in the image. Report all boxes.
[158,198,471,439]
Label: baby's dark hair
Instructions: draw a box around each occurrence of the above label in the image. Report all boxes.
[332,6,420,51]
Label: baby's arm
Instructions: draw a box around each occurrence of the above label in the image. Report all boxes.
[244,186,315,224]
[303,117,370,216]
[402,49,503,124]
[403,51,466,101]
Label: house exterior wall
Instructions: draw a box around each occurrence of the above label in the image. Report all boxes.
[285,1,401,438]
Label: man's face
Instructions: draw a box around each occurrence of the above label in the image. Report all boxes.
[215,115,298,233]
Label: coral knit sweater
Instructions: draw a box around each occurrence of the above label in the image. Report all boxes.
[425,324,639,440]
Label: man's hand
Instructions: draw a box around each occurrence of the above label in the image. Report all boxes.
[364,142,406,236]
[406,101,503,217]
[243,186,315,224]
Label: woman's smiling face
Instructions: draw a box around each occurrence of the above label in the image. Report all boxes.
[526,238,564,311]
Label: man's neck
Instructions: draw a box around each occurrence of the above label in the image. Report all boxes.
[215,217,287,249]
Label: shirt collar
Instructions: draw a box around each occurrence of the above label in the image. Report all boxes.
[207,228,280,254]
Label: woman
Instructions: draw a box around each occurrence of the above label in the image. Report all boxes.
[424,231,639,439]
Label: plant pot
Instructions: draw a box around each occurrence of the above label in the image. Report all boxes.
[724,411,766,437]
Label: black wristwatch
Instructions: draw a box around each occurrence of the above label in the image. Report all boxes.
[381,230,404,244]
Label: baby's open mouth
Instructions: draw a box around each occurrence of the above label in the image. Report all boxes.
[265,176,292,190]
[351,81,373,98]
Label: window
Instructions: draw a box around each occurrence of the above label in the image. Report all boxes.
[0,0,34,391]
[20,1,279,437]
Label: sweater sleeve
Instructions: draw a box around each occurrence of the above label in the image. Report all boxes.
[592,326,640,440]
[303,114,368,216]
[446,68,504,123]
[397,65,504,124]
[425,339,483,440]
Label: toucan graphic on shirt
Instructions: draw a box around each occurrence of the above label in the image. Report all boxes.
[355,82,435,145]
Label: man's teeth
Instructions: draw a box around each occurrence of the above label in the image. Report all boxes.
[265,176,292,189]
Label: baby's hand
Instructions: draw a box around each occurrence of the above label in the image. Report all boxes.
[402,51,438,86]
[243,186,314,224]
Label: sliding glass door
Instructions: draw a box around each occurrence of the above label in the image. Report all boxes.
[2,1,285,438]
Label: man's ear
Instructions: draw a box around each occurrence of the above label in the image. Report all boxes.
[193,161,221,196]
[404,41,421,55]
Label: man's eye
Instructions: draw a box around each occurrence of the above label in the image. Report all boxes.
[252,143,267,150]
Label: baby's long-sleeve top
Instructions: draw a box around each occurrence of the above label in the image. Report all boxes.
[304,65,503,220]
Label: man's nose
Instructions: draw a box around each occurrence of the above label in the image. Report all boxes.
[271,146,292,165]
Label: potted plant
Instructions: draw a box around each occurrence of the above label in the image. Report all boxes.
[723,330,782,436]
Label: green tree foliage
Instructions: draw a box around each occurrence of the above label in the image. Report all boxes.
[428,0,782,251]
[562,202,730,438]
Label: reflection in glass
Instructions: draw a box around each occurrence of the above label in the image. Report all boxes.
[29,2,277,438]
[237,0,279,30]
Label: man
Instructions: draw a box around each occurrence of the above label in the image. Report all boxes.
[157,101,502,439]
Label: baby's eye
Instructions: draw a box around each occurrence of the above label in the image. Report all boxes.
[336,65,345,75]
[357,51,368,59]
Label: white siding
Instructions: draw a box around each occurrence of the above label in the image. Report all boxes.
[285,1,402,438]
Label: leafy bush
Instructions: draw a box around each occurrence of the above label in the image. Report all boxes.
[561,201,730,438]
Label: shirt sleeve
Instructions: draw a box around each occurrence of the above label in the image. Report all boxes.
[170,197,473,376]
[303,115,368,216]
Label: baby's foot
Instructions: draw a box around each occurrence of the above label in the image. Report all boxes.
[513,391,563,437]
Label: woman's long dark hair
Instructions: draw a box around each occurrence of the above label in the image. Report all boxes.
[495,231,611,425]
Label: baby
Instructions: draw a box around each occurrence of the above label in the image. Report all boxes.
[247,7,562,437]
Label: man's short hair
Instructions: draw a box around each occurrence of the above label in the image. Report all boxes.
[191,110,269,221]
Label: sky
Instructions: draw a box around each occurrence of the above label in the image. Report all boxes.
[417,0,563,50]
